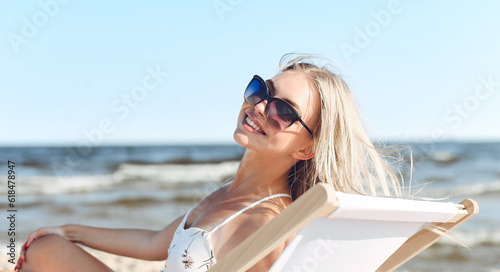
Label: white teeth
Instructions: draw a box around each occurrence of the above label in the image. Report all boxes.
[246,116,262,133]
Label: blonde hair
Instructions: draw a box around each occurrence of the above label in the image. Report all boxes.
[282,54,406,200]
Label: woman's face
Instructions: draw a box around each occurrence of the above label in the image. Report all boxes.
[233,70,321,157]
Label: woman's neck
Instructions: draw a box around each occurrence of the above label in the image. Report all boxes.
[227,149,294,197]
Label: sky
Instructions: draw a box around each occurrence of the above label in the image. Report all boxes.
[1,0,499,146]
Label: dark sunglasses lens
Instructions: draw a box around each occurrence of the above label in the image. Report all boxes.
[245,78,266,105]
[266,100,297,130]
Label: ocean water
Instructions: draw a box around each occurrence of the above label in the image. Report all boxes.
[0,142,498,271]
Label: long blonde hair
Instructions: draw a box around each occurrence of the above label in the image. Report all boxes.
[282,54,405,200]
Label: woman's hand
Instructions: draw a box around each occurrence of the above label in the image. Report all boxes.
[26,226,66,247]
[13,226,67,271]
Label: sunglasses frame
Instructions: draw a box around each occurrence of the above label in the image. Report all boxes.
[244,75,314,137]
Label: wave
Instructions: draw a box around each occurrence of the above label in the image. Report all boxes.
[430,151,461,164]
[13,175,120,195]
[423,180,500,197]
[0,161,240,197]
[436,228,500,247]
[113,161,240,183]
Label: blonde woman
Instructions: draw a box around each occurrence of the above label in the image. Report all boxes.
[14,54,402,272]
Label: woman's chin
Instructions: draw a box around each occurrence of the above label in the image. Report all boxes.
[233,130,249,148]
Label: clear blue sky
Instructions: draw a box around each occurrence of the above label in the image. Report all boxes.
[1,0,499,146]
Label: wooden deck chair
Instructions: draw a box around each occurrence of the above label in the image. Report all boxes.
[209,183,478,272]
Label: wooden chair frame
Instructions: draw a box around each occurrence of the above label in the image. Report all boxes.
[209,183,478,272]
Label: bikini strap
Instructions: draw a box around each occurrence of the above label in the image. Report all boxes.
[209,193,291,234]
[180,207,194,229]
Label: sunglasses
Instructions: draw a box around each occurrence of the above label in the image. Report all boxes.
[244,75,314,137]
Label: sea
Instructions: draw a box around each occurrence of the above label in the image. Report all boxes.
[0,142,499,271]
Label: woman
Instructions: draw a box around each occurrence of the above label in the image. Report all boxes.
[13,54,402,272]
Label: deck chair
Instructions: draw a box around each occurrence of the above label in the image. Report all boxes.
[209,183,478,272]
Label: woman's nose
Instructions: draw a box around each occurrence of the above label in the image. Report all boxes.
[254,99,267,117]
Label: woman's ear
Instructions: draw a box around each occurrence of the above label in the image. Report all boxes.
[291,144,315,161]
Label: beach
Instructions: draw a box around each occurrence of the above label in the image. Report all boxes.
[1,143,499,271]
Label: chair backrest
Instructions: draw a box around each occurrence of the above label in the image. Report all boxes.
[269,192,466,272]
[208,184,478,272]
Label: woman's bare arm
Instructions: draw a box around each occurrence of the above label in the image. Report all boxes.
[24,215,184,261]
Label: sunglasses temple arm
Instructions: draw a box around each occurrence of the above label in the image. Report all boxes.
[298,119,314,138]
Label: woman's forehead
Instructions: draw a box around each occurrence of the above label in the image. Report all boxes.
[270,71,317,114]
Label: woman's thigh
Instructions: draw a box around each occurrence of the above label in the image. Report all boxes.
[21,234,113,272]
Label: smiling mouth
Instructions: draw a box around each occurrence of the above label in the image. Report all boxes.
[245,116,266,135]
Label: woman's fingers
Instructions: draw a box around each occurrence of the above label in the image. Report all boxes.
[13,242,27,271]
[26,227,64,247]
[15,227,64,271]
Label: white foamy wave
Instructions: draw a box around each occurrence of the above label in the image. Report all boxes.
[431,151,460,163]
[426,180,500,197]
[437,228,500,247]
[113,161,240,184]
[17,175,120,195]
[2,161,239,197]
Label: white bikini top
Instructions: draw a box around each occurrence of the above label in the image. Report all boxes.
[161,193,291,272]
